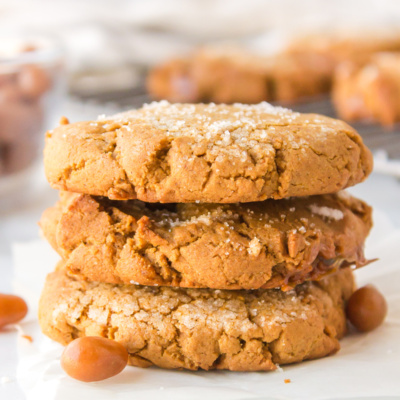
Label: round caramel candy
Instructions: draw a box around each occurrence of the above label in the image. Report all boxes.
[61,337,129,382]
[17,64,51,99]
[0,294,28,328]
[346,285,387,332]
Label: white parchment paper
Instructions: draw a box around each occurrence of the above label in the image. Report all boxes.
[12,208,400,400]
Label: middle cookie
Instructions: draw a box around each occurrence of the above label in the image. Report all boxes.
[41,191,372,291]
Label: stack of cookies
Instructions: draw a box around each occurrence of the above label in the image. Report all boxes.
[39,101,373,371]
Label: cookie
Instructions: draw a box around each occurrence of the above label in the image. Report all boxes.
[39,268,354,371]
[284,30,400,75]
[333,52,400,126]
[40,191,371,290]
[147,31,400,105]
[44,102,373,203]
[147,47,332,104]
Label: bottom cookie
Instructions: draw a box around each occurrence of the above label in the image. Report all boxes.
[39,268,354,371]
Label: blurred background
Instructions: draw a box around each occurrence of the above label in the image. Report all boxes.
[1,0,400,262]
[2,3,400,397]
[2,0,400,97]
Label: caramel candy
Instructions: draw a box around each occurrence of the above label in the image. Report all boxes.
[0,294,28,328]
[346,285,387,332]
[61,337,128,382]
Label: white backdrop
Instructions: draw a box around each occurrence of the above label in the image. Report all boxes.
[1,0,400,75]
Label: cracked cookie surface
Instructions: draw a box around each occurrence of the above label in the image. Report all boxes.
[44,102,373,203]
[39,268,354,371]
[40,191,371,290]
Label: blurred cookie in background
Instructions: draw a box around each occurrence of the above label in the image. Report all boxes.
[146,46,332,104]
[284,29,400,77]
[333,52,400,127]
[147,30,400,105]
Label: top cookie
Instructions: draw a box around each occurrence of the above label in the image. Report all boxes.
[44,101,373,203]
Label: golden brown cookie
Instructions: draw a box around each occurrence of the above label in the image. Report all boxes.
[333,52,400,127]
[147,47,332,104]
[39,268,354,371]
[44,102,373,203]
[284,30,400,76]
[40,191,371,290]
[147,32,400,105]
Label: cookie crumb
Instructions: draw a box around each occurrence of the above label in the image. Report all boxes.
[284,378,291,384]
[21,334,33,343]
[59,116,69,125]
